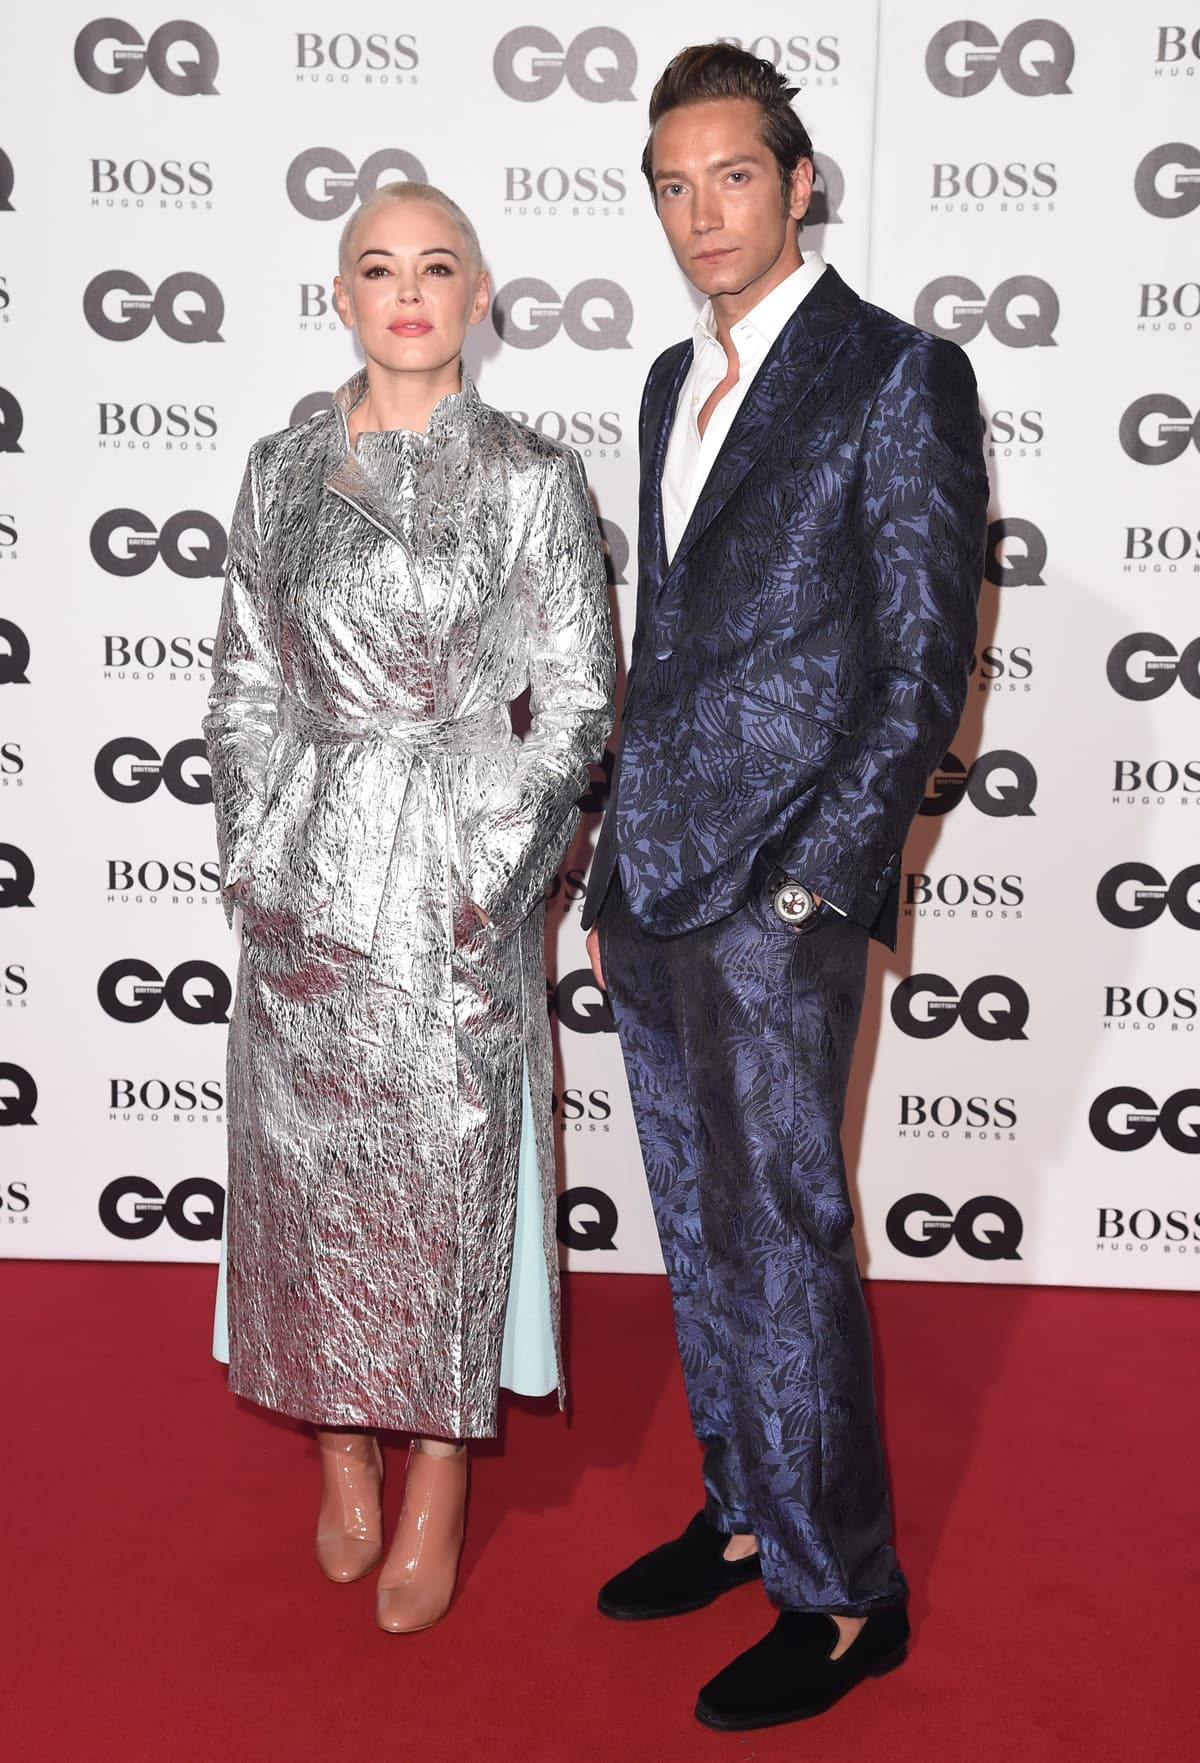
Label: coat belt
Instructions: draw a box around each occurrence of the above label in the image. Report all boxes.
[282,700,512,756]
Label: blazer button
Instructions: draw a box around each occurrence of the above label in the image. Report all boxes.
[655,646,673,661]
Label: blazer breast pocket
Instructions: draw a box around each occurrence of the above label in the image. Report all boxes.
[723,684,847,776]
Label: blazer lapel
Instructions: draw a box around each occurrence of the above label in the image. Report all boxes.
[639,343,692,592]
[662,268,860,587]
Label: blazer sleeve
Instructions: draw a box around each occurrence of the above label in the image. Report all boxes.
[773,335,988,922]
[202,448,283,924]
[465,448,616,927]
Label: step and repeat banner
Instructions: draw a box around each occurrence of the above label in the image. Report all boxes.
[1,5,1196,1288]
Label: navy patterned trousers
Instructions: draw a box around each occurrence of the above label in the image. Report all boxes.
[600,880,907,1615]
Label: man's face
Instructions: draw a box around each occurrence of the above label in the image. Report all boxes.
[649,98,812,314]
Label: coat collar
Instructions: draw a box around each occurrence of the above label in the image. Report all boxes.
[650,267,861,592]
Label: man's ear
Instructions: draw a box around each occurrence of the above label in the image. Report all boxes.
[789,157,814,223]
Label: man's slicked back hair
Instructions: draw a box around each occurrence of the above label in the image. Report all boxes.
[641,42,814,204]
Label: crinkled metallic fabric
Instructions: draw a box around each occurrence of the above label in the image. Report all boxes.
[203,369,614,1436]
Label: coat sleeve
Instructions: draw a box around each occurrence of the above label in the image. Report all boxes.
[202,448,283,924]
[772,335,988,924]
[465,448,615,927]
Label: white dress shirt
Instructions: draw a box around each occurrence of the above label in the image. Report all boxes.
[661,252,827,562]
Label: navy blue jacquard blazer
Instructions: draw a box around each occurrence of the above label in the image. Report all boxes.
[583,266,989,950]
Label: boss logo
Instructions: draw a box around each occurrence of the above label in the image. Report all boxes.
[556,1186,619,1250]
[106,859,221,898]
[914,275,1058,347]
[904,873,1024,909]
[547,970,616,1034]
[715,34,840,76]
[298,284,341,324]
[1124,527,1200,570]
[74,19,219,95]
[808,154,845,226]
[1156,26,1200,67]
[3,963,28,1002]
[90,510,226,578]
[1119,397,1200,465]
[0,388,25,453]
[890,974,1030,1041]
[920,750,1037,817]
[0,619,30,684]
[899,1095,1017,1131]
[1106,633,1200,699]
[971,646,1033,687]
[1098,1208,1200,1244]
[103,635,213,675]
[83,271,224,343]
[109,1078,224,1114]
[94,737,211,805]
[544,866,588,907]
[1104,986,1197,1026]
[984,517,1046,586]
[599,517,630,586]
[1089,1088,1200,1153]
[0,1062,37,1126]
[503,167,627,206]
[552,1087,612,1130]
[493,26,636,103]
[0,149,13,211]
[505,408,622,450]
[987,409,1043,453]
[285,148,427,220]
[1138,283,1200,326]
[886,1193,1024,1261]
[90,158,212,200]
[925,19,1074,97]
[97,959,231,1026]
[291,391,334,426]
[1,740,24,781]
[0,843,34,908]
[1111,760,1200,796]
[492,279,632,351]
[930,161,1056,201]
[0,515,16,554]
[1135,143,1200,219]
[98,1175,224,1241]
[1096,864,1200,930]
[294,33,418,75]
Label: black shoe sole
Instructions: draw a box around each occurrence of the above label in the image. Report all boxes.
[597,1568,762,1622]
[693,1644,908,1731]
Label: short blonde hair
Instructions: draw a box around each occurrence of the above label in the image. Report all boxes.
[337,181,483,278]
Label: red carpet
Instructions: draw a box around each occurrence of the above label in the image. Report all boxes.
[3,1266,1197,1762]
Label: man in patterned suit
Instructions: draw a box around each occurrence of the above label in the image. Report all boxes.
[581,43,988,1732]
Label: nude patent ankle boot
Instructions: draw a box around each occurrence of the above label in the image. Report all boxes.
[315,1429,384,1583]
[375,1443,467,1633]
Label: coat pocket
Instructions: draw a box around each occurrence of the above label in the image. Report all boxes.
[723,684,847,773]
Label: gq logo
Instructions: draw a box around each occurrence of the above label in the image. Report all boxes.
[83,271,224,343]
[0,1063,37,1126]
[0,388,25,453]
[925,20,1074,96]
[291,391,334,426]
[890,974,1030,1040]
[493,26,636,102]
[94,737,212,805]
[548,970,616,1034]
[1134,144,1200,220]
[1096,864,1200,931]
[286,148,427,220]
[97,959,231,1025]
[886,1193,1024,1260]
[0,148,13,210]
[920,750,1038,817]
[984,517,1046,586]
[808,154,845,227]
[1118,397,1200,465]
[492,279,632,350]
[74,18,219,94]
[0,619,30,684]
[599,517,629,586]
[99,1175,224,1241]
[914,276,1058,346]
[1106,634,1200,699]
[0,843,35,908]
[90,510,226,578]
[1088,1088,1200,1154]
[556,1186,619,1250]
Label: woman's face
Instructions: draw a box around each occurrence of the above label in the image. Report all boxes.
[334,199,489,376]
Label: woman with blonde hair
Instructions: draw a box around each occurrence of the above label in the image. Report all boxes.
[206,180,614,1632]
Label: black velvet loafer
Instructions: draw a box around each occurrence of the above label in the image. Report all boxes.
[694,1604,910,1730]
[597,1511,762,1620]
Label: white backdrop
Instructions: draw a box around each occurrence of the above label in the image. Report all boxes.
[1,4,1197,1288]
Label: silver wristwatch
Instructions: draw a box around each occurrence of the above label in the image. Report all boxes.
[771,877,818,928]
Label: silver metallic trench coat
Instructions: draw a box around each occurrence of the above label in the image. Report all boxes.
[203,369,614,1436]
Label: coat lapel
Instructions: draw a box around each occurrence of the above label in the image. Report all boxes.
[324,371,417,554]
[639,343,692,593]
[662,268,861,588]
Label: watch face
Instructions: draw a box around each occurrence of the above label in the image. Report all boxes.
[773,881,815,925]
